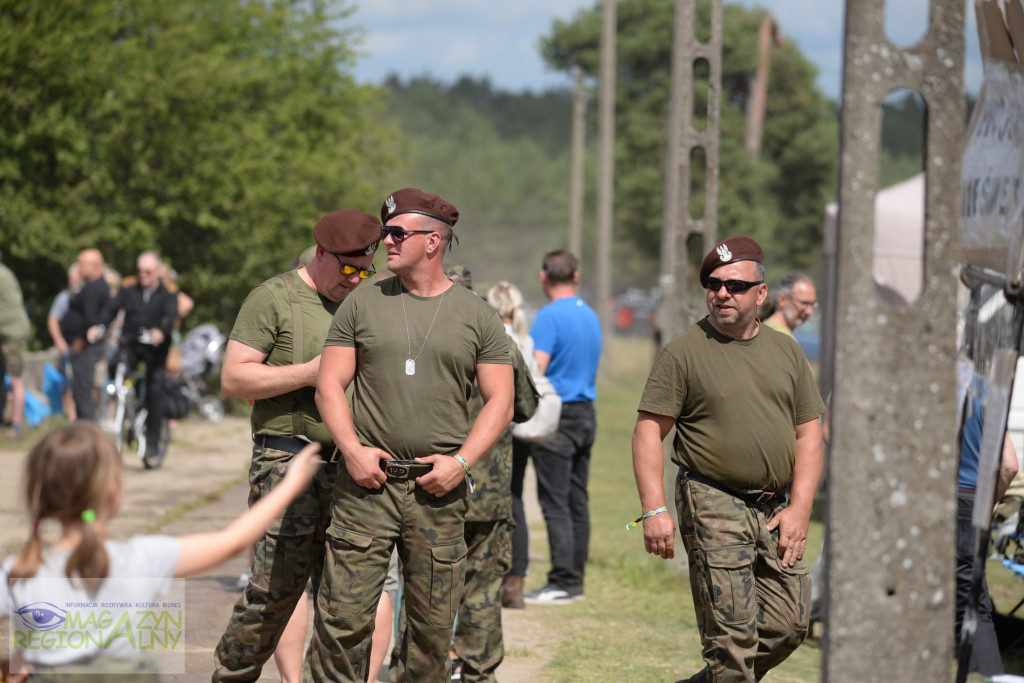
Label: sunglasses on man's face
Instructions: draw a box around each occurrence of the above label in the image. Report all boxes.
[330,253,375,280]
[705,276,763,294]
[381,224,436,243]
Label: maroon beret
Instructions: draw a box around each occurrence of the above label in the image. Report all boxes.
[313,209,381,257]
[699,236,764,287]
[381,188,459,227]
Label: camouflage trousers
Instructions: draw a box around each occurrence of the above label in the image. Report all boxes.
[676,472,811,683]
[212,444,337,682]
[306,466,468,683]
[453,519,513,682]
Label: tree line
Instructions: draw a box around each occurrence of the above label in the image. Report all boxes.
[2,0,937,350]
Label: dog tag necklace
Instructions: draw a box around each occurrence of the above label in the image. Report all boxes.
[401,283,445,376]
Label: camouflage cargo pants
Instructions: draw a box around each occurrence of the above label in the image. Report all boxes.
[306,466,468,683]
[453,519,513,682]
[676,473,811,683]
[212,444,337,682]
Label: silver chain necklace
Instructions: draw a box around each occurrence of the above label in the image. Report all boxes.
[400,283,446,376]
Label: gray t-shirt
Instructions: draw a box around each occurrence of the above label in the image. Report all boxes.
[1,535,179,667]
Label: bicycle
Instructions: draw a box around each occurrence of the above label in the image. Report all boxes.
[97,329,171,469]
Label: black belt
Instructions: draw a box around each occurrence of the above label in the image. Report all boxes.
[255,435,335,458]
[680,468,780,505]
[380,460,434,480]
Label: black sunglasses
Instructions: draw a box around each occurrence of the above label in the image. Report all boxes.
[330,253,375,280]
[381,224,436,243]
[705,276,763,294]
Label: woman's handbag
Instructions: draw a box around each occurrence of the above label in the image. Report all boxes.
[511,374,561,442]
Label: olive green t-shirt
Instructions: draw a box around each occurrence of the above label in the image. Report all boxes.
[638,317,825,491]
[229,269,339,445]
[325,276,512,460]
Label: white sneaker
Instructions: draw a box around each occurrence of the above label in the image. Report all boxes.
[523,584,574,604]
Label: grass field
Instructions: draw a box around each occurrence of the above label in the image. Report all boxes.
[521,336,1023,682]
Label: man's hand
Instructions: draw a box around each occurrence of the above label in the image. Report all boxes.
[766,504,810,569]
[343,445,392,489]
[643,511,676,559]
[414,454,465,497]
[302,354,322,387]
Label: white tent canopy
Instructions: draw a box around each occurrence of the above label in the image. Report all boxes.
[824,172,925,305]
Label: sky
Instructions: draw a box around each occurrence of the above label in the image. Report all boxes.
[345,0,985,100]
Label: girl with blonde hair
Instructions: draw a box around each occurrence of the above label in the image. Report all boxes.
[0,421,321,681]
[486,281,534,370]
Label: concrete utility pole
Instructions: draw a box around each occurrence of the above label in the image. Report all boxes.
[825,0,964,680]
[595,0,615,340]
[744,12,780,157]
[656,0,723,345]
[569,66,586,259]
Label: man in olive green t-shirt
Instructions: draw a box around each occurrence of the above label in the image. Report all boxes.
[631,236,825,683]
[212,209,381,683]
[309,189,514,683]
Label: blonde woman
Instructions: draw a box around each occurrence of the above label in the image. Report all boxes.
[486,281,534,607]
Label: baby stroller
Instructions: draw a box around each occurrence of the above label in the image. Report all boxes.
[177,323,227,422]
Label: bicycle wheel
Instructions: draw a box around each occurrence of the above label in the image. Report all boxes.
[96,379,120,439]
[138,408,170,470]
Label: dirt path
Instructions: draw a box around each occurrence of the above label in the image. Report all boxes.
[0,415,568,681]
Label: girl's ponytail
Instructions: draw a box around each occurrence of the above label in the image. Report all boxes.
[67,510,110,594]
[9,519,44,582]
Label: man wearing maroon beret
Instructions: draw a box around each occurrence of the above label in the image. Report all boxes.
[630,235,825,682]
[310,188,514,681]
[212,209,381,682]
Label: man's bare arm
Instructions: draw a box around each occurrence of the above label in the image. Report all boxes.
[220,339,320,400]
[315,344,389,488]
[632,411,676,559]
[767,417,824,568]
[417,362,514,497]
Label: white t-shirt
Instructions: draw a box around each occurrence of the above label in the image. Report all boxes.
[1,535,179,667]
[504,323,535,374]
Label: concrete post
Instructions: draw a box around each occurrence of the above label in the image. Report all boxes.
[596,0,616,342]
[656,0,722,346]
[824,0,964,680]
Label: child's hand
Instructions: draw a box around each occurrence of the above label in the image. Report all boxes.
[285,443,324,484]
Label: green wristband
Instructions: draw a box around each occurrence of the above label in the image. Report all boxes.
[626,506,667,530]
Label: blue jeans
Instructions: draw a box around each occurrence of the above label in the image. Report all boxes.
[530,401,595,591]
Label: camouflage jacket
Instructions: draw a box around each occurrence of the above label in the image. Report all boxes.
[465,334,538,521]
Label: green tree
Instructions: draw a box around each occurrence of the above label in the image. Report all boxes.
[540,0,839,282]
[0,0,396,342]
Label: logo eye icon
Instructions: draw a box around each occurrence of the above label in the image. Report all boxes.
[15,602,67,631]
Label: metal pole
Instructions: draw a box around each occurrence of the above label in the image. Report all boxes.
[596,0,615,339]
[825,0,964,679]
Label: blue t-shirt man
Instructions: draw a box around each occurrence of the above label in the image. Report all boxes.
[523,251,603,605]
[531,296,602,403]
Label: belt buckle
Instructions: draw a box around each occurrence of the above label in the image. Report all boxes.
[384,462,409,479]
[755,491,775,504]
